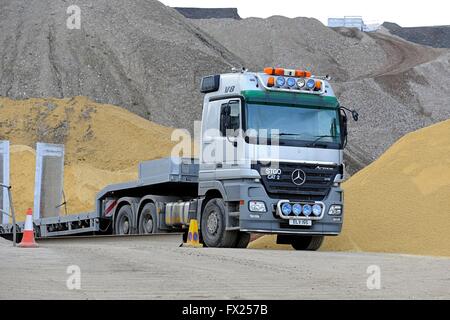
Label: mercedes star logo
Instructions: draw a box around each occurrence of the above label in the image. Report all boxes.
[291,169,306,186]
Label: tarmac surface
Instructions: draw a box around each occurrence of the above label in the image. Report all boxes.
[0,235,449,300]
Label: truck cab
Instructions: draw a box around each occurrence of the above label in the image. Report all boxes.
[65,67,358,251]
[197,67,357,250]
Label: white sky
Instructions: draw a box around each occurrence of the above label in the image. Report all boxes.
[160,0,449,27]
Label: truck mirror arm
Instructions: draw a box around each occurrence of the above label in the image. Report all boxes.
[340,106,359,122]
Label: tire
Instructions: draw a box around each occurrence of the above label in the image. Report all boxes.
[291,235,324,251]
[115,205,134,235]
[235,232,251,248]
[34,224,41,238]
[201,198,238,248]
[138,203,158,234]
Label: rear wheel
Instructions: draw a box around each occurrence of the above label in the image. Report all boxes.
[138,203,158,234]
[115,205,134,235]
[291,235,324,251]
[201,198,238,248]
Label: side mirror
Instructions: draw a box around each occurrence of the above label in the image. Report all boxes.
[340,106,359,122]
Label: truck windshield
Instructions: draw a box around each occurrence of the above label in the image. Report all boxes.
[245,103,341,149]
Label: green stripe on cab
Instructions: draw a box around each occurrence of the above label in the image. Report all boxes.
[241,90,339,109]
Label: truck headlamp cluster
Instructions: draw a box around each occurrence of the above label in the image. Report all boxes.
[328,205,342,216]
[249,201,267,213]
[279,202,324,218]
[264,67,324,93]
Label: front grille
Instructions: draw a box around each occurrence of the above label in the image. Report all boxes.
[253,162,341,201]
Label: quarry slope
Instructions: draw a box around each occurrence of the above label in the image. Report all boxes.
[0,97,177,220]
[383,22,450,48]
[0,0,243,130]
[250,119,450,257]
[192,17,450,173]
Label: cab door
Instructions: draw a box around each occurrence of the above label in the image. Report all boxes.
[200,98,245,180]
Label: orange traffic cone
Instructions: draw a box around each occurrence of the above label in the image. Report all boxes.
[183,219,203,248]
[18,208,38,248]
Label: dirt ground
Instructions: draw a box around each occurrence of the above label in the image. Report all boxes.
[0,236,449,300]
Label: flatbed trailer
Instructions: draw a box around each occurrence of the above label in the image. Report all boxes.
[0,157,198,240]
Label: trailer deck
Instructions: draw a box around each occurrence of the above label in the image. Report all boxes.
[0,158,200,239]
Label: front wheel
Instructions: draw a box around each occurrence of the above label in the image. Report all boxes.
[291,235,324,251]
[201,198,238,248]
[235,232,251,248]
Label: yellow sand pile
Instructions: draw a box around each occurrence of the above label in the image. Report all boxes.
[0,96,178,220]
[251,119,450,257]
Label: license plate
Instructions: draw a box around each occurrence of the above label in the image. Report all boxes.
[289,219,312,226]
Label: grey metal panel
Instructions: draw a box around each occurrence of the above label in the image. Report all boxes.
[33,143,64,220]
[34,212,97,225]
[139,157,199,182]
[0,141,10,224]
[97,158,199,200]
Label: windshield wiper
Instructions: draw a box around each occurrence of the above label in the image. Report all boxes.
[278,133,303,137]
[307,135,337,148]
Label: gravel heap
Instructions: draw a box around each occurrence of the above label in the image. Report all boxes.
[383,22,450,48]
[0,0,243,130]
[192,17,450,172]
[174,7,241,20]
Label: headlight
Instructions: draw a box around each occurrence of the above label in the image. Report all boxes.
[312,204,322,216]
[292,204,302,216]
[287,77,296,87]
[249,201,267,213]
[328,205,342,216]
[281,203,292,215]
[306,79,315,89]
[297,78,306,88]
[276,76,286,87]
[302,204,312,216]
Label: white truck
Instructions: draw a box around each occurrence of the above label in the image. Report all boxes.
[0,67,358,250]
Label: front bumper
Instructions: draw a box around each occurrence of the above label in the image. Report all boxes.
[238,181,344,235]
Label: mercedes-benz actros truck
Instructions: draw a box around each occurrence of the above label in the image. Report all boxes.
[0,67,358,250]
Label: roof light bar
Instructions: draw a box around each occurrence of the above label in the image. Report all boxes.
[264,67,311,78]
